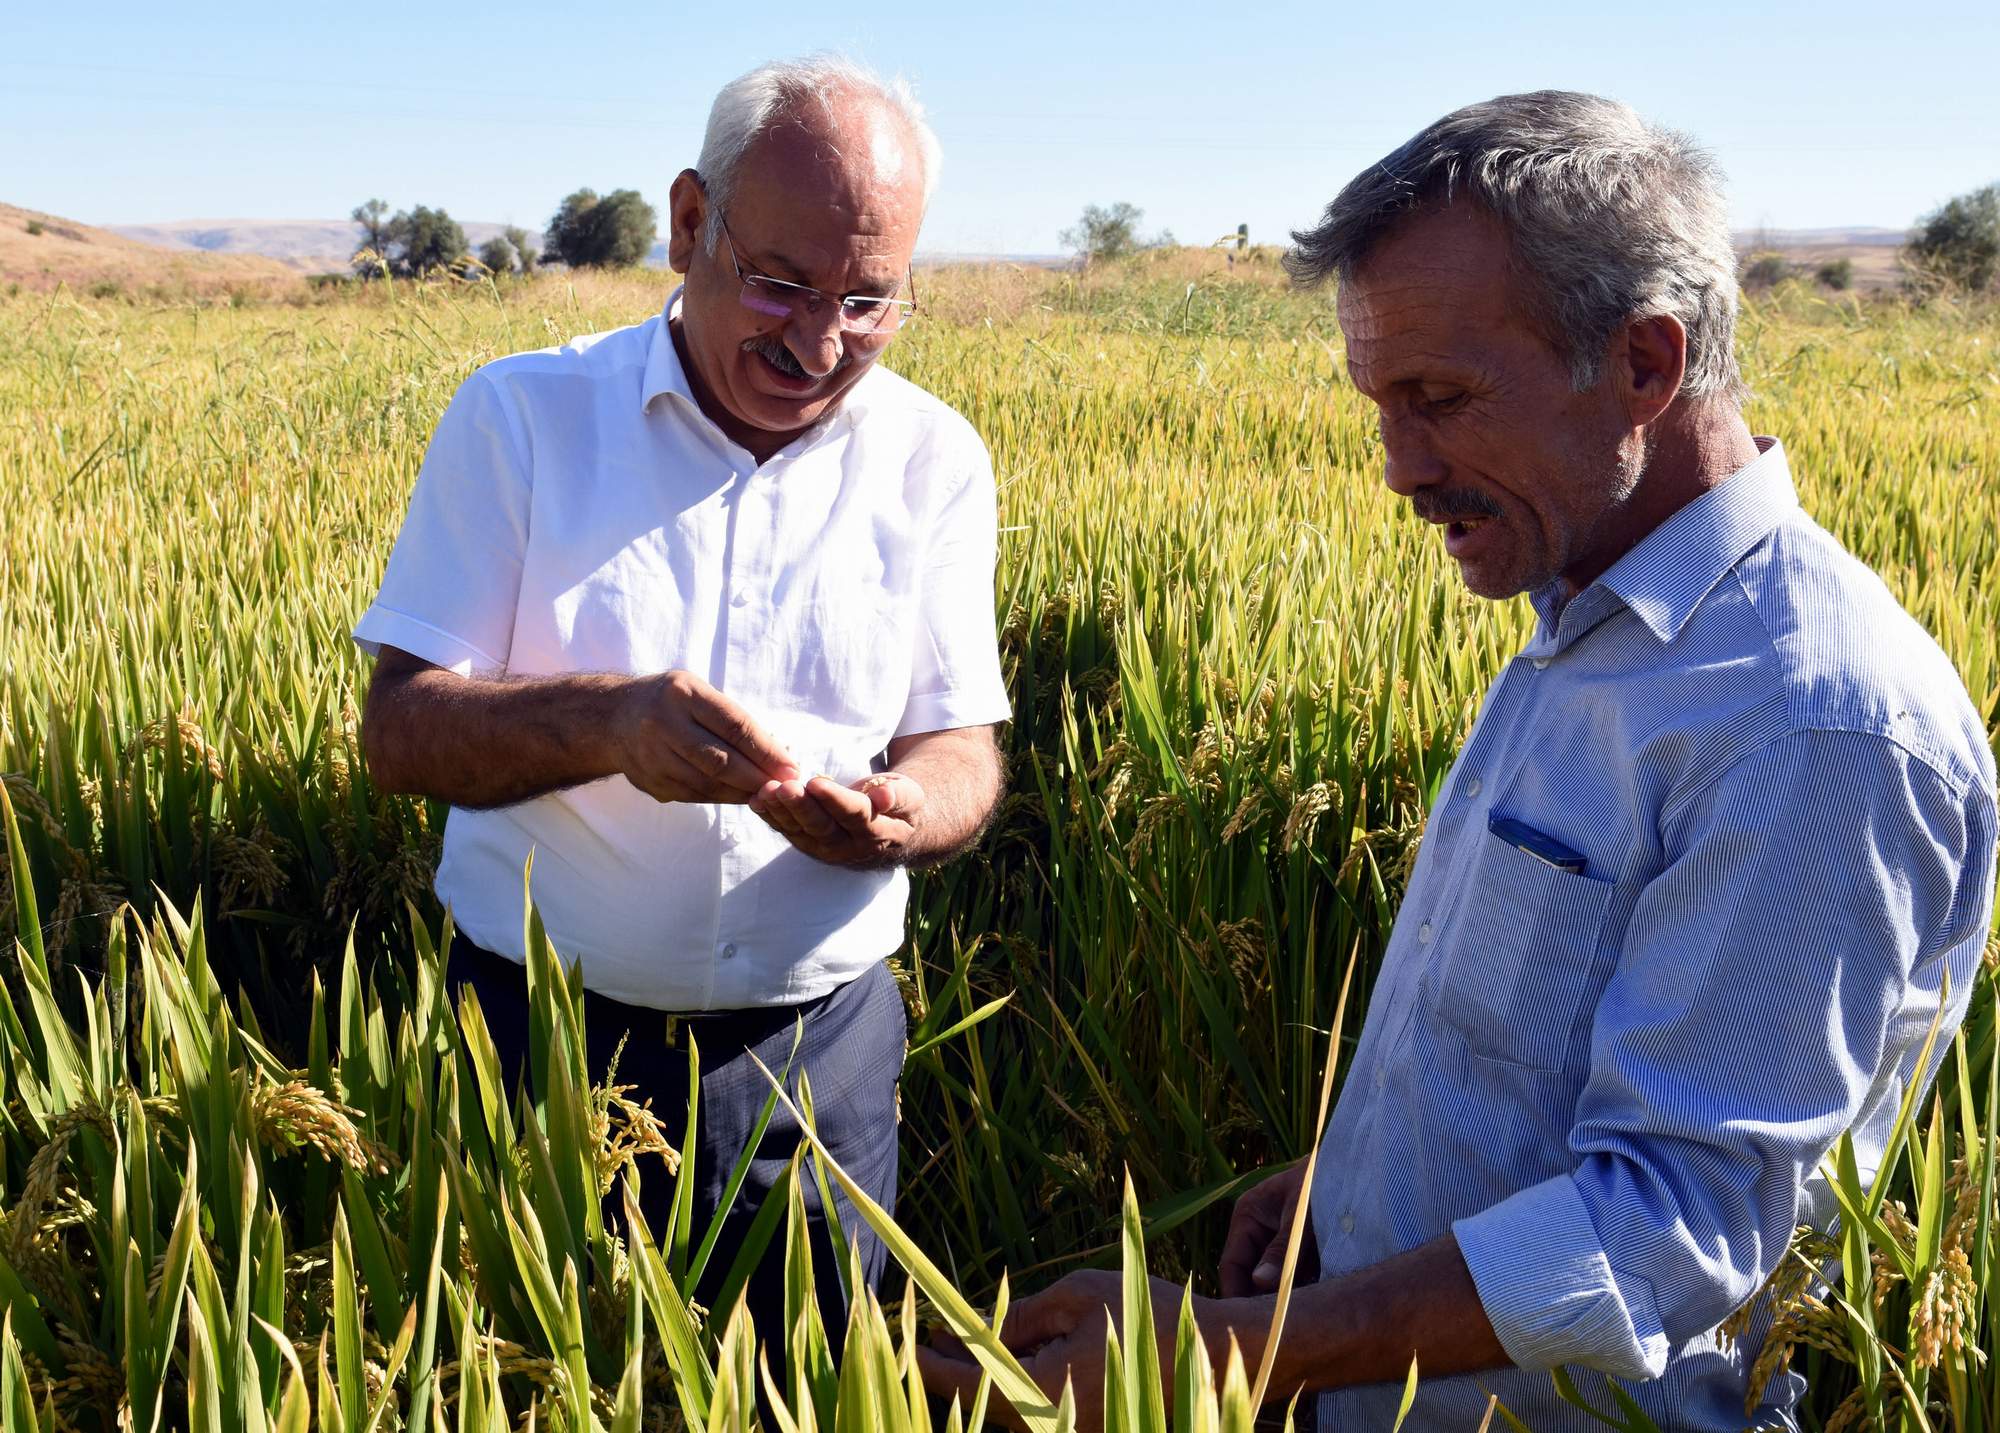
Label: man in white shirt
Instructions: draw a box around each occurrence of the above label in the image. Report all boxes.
[354,56,1010,1344]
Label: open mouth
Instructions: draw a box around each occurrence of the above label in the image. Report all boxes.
[1440,513,1499,557]
[751,345,823,395]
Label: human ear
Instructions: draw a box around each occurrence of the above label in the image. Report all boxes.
[1617,313,1687,425]
[665,169,706,276]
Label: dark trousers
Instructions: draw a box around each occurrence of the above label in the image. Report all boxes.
[445,939,907,1351]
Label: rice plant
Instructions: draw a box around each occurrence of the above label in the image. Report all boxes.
[2,265,1997,1426]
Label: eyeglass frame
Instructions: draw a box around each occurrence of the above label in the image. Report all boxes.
[713,211,919,334]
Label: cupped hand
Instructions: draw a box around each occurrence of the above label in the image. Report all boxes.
[750,770,926,868]
[917,1270,1204,1433]
[618,670,798,803]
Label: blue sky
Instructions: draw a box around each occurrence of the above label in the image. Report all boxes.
[4,0,1995,255]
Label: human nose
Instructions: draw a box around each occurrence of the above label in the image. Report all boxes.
[1377,412,1447,499]
[786,303,846,378]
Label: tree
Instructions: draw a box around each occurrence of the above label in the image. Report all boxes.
[1740,252,1791,292]
[386,206,469,277]
[503,224,539,273]
[350,199,392,275]
[546,188,657,269]
[1906,183,2000,294]
[1061,202,1145,263]
[1814,257,1854,291]
[477,236,518,276]
[347,203,469,278]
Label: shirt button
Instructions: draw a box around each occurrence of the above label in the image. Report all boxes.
[720,942,738,960]
[1531,657,1550,670]
[730,592,750,608]
[1373,1065,1387,1089]
[1339,1212,1356,1235]
[1463,776,1482,799]
[1417,921,1433,944]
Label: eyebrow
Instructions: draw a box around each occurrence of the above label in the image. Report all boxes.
[741,243,902,298]
[742,243,811,283]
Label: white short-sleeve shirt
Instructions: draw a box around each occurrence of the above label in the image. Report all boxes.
[354,290,1011,1010]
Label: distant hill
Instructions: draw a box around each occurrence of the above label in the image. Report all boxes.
[109,218,519,274]
[78,214,1927,292]
[1734,227,1912,293]
[108,218,677,274]
[102,217,1060,275]
[1734,226,1909,250]
[2,203,299,295]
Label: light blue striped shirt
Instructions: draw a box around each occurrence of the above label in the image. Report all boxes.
[1311,440,1997,1430]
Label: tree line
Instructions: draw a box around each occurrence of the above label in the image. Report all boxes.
[348,188,660,279]
[1063,182,1999,297]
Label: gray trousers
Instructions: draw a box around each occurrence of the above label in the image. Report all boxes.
[446,940,907,1348]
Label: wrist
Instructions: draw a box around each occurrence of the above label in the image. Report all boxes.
[603,673,659,779]
[1198,1295,1269,1385]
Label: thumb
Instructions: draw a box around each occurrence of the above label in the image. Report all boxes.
[859,771,926,819]
[1252,1230,1289,1291]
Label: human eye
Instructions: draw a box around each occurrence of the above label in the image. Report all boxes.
[1417,386,1469,416]
[843,296,891,317]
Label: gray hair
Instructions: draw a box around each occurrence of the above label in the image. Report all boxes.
[695,55,942,252]
[1287,91,1744,403]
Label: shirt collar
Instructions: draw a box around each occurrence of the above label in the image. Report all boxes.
[640,285,698,415]
[1528,437,1797,650]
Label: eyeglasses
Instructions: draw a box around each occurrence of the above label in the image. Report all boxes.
[717,214,917,335]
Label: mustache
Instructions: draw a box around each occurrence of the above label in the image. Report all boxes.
[1410,490,1502,523]
[742,334,852,382]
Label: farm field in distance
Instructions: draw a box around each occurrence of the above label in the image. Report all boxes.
[1,254,1997,1428]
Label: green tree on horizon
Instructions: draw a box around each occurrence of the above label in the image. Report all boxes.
[546,188,657,269]
[478,235,518,275]
[503,223,540,273]
[1907,182,2000,294]
[1060,201,1175,264]
[350,198,391,274]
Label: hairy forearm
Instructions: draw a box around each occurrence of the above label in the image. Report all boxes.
[363,665,635,809]
[1219,1235,1508,1400]
[889,728,1005,869]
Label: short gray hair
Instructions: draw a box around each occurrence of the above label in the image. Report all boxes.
[696,55,943,252]
[1287,91,1744,403]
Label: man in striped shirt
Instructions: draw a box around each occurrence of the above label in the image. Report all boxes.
[924,92,1997,1430]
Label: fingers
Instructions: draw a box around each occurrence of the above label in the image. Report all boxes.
[1218,1165,1304,1298]
[675,734,783,798]
[678,676,798,781]
[996,1279,1103,1352]
[624,672,798,803]
[1253,1228,1290,1292]
[807,776,876,836]
[747,774,918,868]
[758,780,842,839]
[856,770,926,819]
[916,1346,1032,1432]
[1218,1209,1274,1299]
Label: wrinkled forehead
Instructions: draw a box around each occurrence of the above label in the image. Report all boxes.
[1335,206,1545,391]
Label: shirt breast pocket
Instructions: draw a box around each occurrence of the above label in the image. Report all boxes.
[1431,828,1616,1073]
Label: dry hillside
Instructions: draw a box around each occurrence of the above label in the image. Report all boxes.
[1,203,300,297]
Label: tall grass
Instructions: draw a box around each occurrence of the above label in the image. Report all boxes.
[2,266,1997,1425]
[0,780,1311,1430]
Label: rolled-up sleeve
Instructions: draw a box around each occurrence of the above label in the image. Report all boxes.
[895,433,1012,738]
[354,369,531,675]
[1454,726,1991,1380]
